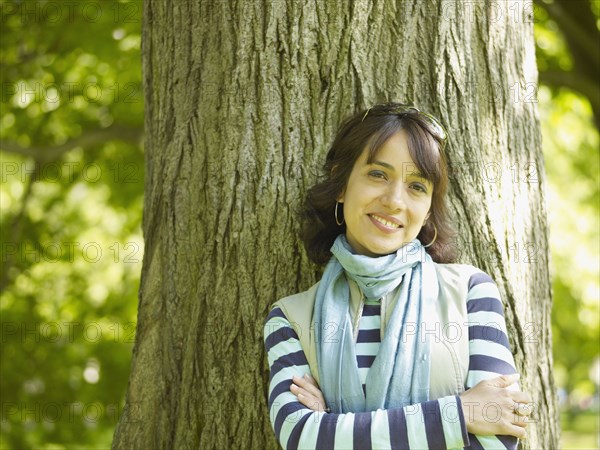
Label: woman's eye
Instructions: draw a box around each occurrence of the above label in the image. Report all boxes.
[411,182,428,193]
[368,170,387,180]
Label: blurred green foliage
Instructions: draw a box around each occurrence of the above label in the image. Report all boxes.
[1,1,144,448]
[0,0,598,448]
[560,411,600,449]
[534,0,600,445]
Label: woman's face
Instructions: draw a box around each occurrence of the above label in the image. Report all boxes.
[338,130,433,257]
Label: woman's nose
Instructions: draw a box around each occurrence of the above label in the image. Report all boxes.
[381,183,406,210]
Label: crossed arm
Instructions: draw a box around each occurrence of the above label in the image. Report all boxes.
[264,272,531,449]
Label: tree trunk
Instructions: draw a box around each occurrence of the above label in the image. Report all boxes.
[112,1,558,448]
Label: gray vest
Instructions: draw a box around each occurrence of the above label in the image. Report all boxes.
[273,263,478,400]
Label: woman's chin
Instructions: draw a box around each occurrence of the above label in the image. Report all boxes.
[360,241,404,257]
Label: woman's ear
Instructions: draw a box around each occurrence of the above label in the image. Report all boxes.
[331,165,345,202]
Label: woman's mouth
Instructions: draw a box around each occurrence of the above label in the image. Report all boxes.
[368,214,403,230]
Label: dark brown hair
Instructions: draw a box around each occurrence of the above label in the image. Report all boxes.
[300,102,457,265]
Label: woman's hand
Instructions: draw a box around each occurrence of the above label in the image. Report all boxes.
[290,374,329,413]
[459,374,532,439]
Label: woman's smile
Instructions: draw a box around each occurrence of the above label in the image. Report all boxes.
[337,130,433,257]
[368,213,403,231]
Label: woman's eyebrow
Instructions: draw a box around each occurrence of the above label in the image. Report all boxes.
[409,170,428,179]
[370,160,395,171]
[370,160,427,179]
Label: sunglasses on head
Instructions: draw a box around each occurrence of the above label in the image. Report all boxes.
[361,104,447,142]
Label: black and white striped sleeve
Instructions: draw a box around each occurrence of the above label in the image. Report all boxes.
[264,307,470,449]
[463,271,520,450]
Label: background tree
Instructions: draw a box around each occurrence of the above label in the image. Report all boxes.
[532,0,600,444]
[2,1,597,449]
[111,1,557,449]
[534,0,600,129]
[0,1,144,447]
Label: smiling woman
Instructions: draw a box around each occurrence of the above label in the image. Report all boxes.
[301,104,456,267]
[263,103,533,450]
[338,130,434,257]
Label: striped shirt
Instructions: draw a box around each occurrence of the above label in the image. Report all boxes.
[357,299,382,396]
[264,270,519,449]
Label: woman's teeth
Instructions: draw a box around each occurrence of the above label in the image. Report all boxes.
[371,215,401,228]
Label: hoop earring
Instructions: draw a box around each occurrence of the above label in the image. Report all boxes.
[423,223,438,248]
[335,201,344,226]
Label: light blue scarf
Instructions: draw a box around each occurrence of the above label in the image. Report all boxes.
[314,235,439,413]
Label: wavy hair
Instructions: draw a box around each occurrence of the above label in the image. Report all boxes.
[300,102,457,265]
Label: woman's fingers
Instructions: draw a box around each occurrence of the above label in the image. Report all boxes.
[512,419,528,428]
[509,389,534,419]
[505,423,528,439]
[460,377,534,437]
[297,393,324,411]
[290,375,327,412]
[511,408,530,425]
[295,391,324,411]
[293,373,317,387]
[290,383,314,407]
[511,390,532,404]
[293,374,322,397]
[513,401,534,417]
[489,373,520,388]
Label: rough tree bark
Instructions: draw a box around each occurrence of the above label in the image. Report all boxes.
[112,1,558,448]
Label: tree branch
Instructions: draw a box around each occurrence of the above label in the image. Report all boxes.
[534,0,600,129]
[536,0,600,69]
[0,124,144,292]
[0,160,38,293]
[0,124,143,163]
[539,70,600,110]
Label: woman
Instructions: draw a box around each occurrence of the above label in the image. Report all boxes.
[263,103,532,449]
